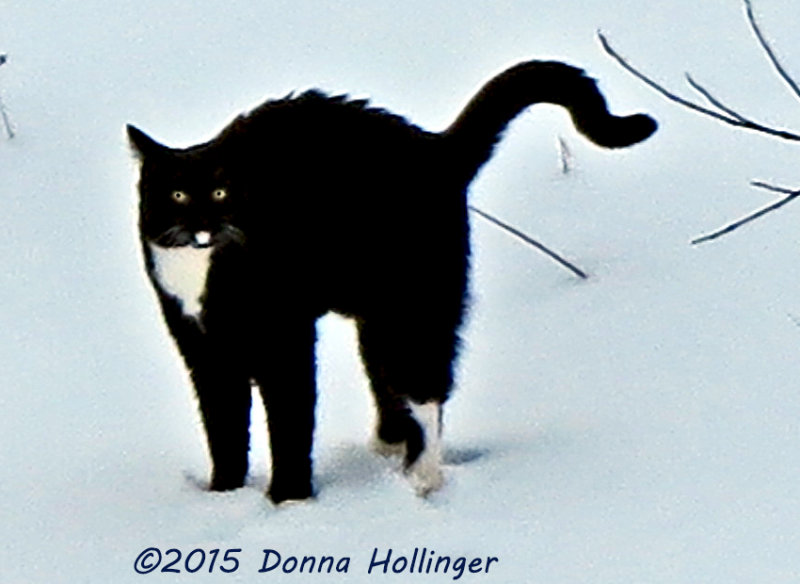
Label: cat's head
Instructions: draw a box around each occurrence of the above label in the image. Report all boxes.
[128,124,245,250]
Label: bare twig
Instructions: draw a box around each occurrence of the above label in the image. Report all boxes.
[744,0,800,102]
[684,74,751,123]
[750,180,799,195]
[597,30,800,142]
[468,205,588,279]
[597,32,737,124]
[691,181,800,244]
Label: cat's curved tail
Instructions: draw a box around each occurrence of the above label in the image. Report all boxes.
[443,60,656,174]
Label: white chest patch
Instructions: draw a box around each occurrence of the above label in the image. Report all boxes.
[149,242,212,320]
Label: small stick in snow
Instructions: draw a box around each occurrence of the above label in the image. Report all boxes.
[558,136,573,174]
[0,53,14,139]
[691,181,800,245]
[468,205,589,279]
[0,97,13,139]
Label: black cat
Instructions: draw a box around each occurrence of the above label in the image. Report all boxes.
[128,60,656,503]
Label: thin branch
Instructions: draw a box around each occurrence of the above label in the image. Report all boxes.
[597,31,800,142]
[597,31,738,124]
[468,205,588,279]
[691,181,800,244]
[601,4,800,245]
[685,74,751,123]
[750,180,797,195]
[744,0,800,102]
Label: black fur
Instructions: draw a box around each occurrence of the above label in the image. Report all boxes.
[128,60,656,503]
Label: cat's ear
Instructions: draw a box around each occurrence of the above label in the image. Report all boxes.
[126,124,167,160]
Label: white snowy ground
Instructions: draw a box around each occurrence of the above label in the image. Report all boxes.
[2,0,800,582]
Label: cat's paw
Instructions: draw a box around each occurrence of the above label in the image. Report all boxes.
[209,474,246,492]
[274,497,315,510]
[267,480,315,505]
[406,453,445,497]
[370,435,406,458]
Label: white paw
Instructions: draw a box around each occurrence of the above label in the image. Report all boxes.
[274,497,314,509]
[407,454,445,497]
[406,401,445,497]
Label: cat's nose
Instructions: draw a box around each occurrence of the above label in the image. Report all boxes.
[194,231,212,247]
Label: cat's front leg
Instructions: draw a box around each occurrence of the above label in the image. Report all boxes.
[255,319,318,504]
[188,358,253,492]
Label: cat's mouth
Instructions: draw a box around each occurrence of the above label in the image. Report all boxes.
[150,224,246,249]
[193,231,212,248]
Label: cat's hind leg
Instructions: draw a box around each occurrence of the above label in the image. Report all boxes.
[357,318,422,459]
[357,317,457,495]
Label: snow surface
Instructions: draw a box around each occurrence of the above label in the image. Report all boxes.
[2,0,800,582]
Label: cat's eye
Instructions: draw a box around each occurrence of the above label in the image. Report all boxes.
[171,190,189,204]
[212,188,228,201]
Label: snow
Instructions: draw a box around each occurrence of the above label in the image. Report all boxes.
[2,0,800,582]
